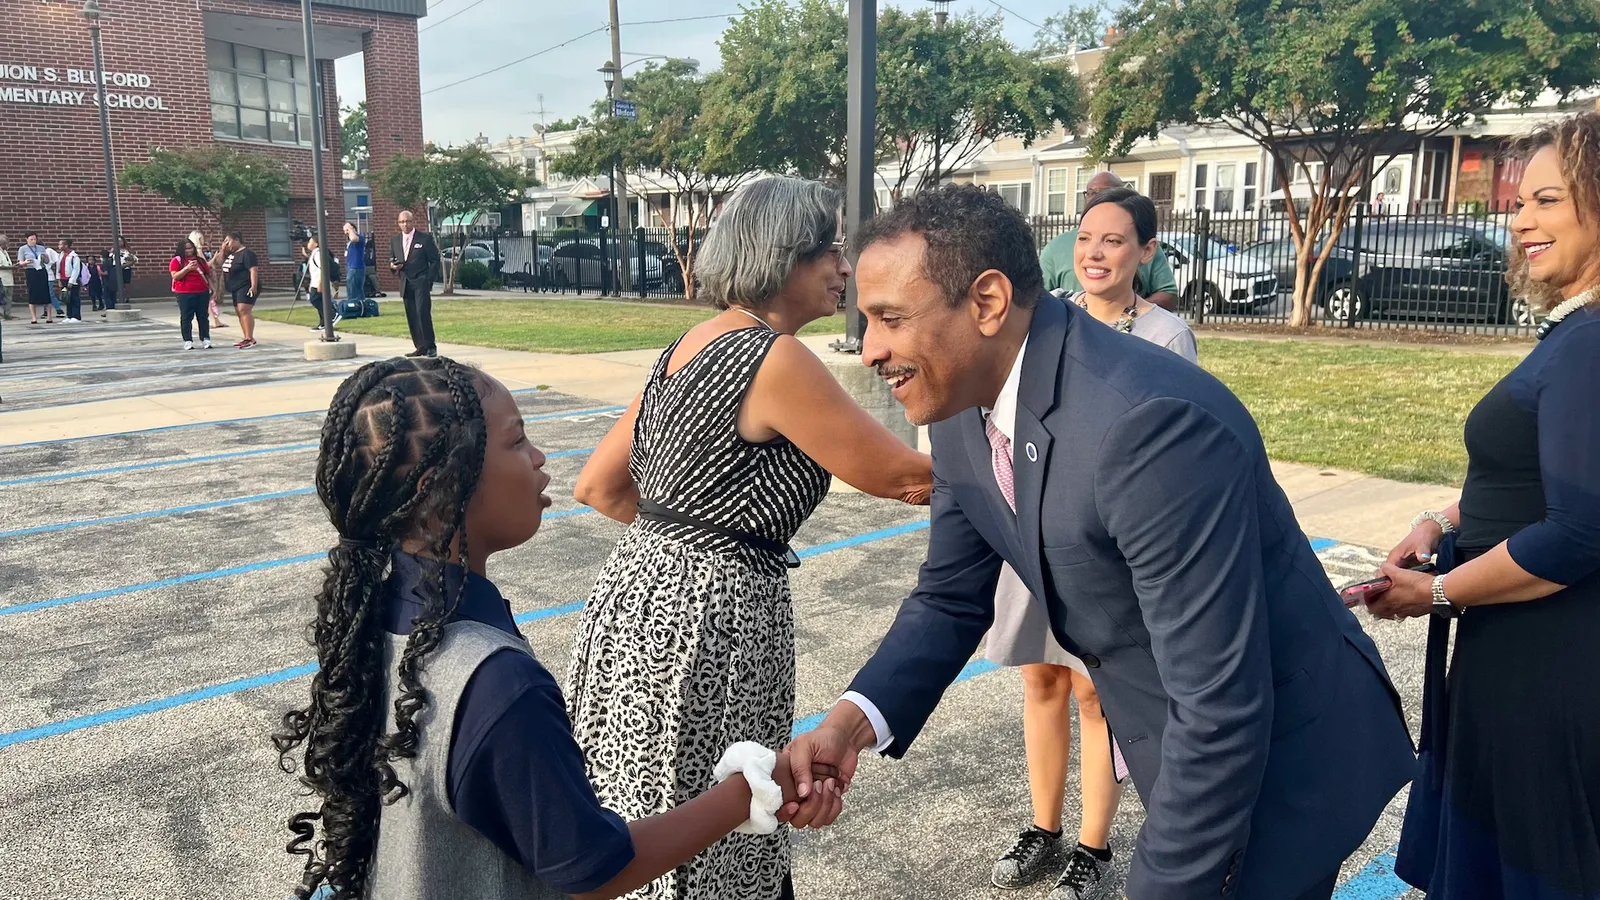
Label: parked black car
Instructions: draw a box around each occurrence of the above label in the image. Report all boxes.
[1238,222,1533,325]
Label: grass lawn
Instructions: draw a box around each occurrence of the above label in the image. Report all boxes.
[263,298,1517,485]
[1197,338,1517,486]
[257,297,843,354]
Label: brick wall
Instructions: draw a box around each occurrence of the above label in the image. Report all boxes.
[362,21,425,291]
[0,0,420,298]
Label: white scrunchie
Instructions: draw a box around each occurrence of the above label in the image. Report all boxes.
[712,742,784,835]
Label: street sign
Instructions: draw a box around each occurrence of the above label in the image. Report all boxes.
[612,99,637,120]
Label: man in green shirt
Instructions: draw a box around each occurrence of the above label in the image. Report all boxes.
[1038,171,1181,311]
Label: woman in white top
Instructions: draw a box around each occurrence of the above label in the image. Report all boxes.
[304,236,334,331]
[987,187,1198,900]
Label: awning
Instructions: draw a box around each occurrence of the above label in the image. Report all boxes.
[544,199,595,219]
[438,210,485,230]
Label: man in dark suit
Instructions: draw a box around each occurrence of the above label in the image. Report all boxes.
[389,209,440,357]
[784,185,1414,900]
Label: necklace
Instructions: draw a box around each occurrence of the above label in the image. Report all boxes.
[1072,293,1140,334]
[1535,286,1599,340]
[729,306,775,332]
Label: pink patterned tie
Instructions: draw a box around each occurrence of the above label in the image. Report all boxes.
[984,416,1016,513]
[989,413,1130,781]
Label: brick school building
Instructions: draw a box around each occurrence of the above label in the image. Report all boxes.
[0,0,425,296]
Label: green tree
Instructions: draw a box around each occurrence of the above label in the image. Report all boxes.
[701,0,853,182]
[120,146,291,233]
[543,116,589,133]
[876,9,1085,199]
[1091,0,1600,326]
[701,4,1083,199]
[553,60,755,300]
[1034,1,1113,55]
[370,143,534,294]
[341,101,367,172]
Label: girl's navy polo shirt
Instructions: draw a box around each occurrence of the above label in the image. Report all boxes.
[384,552,635,894]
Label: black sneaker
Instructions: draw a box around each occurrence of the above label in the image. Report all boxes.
[992,827,1065,889]
[1047,847,1112,900]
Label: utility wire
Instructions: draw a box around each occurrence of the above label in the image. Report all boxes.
[420,0,492,33]
[419,14,736,96]
[989,1,1044,29]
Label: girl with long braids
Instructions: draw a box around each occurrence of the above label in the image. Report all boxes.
[275,356,826,900]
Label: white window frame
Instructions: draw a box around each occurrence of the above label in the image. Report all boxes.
[265,207,293,261]
[994,181,1032,215]
[1242,161,1259,212]
[1213,162,1237,213]
[1193,163,1209,211]
[1045,167,1069,216]
[207,39,319,149]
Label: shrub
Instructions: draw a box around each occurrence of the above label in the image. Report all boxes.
[458,260,492,289]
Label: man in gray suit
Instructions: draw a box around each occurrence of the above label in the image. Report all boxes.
[784,185,1414,900]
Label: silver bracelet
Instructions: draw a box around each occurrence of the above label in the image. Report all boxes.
[1410,510,1456,534]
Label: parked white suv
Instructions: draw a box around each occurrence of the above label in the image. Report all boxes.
[1158,231,1278,314]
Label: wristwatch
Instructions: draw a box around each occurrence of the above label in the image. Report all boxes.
[1430,574,1463,618]
[1411,510,1457,534]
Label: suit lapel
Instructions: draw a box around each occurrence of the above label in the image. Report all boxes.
[1012,295,1070,600]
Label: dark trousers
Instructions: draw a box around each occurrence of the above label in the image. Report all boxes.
[1292,870,1338,900]
[175,292,210,342]
[102,284,117,310]
[65,284,81,320]
[401,275,435,351]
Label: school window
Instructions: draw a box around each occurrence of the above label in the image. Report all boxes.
[355,193,370,207]
[1045,168,1069,215]
[208,40,316,147]
[1193,164,1209,211]
[996,183,1032,214]
[265,207,293,261]
[1242,162,1259,212]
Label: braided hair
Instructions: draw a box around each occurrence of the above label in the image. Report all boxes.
[273,355,489,900]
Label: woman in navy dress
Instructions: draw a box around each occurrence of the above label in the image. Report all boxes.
[1369,113,1600,899]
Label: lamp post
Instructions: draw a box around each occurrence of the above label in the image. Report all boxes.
[833,0,877,353]
[300,0,353,358]
[931,0,950,26]
[81,0,134,321]
[600,60,620,297]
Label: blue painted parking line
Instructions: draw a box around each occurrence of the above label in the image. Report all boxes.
[0,513,934,750]
[0,389,609,448]
[0,442,320,487]
[1,447,598,537]
[0,505,597,618]
[1333,849,1410,900]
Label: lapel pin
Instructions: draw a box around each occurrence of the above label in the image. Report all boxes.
[1025,442,1038,462]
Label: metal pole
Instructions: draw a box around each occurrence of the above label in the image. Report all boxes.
[834,0,876,354]
[609,0,632,293]
[87,8,125,312]
[302,0,335,343]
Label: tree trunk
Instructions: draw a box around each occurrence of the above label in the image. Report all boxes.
[441,230,464,295]
[1289,241,1317,327]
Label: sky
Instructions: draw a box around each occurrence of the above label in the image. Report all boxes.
[334,0,1078,147]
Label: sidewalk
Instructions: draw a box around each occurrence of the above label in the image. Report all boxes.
[0,307,1457,551]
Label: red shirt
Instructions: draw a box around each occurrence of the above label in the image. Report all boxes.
[170,255,211,294]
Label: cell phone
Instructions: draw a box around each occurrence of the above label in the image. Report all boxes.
[1338,561,1437,608]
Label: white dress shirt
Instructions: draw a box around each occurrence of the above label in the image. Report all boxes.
[840,336,1029,751]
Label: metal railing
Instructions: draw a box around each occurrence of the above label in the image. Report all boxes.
[1032,203,1535,336]
[469,225,706,301]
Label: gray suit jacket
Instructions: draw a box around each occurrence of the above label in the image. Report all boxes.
[848,295,1414,900]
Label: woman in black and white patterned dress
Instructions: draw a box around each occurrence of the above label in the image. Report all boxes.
[568,177,933,900]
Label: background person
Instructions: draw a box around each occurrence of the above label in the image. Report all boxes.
[57,238,86,323]
[389,210,441,358]
[1037,172,1180,312]
[987,187,1198,900]
[274,357,811,900]
[1369,111,1600,900]
[190,230,227,331]
[18,232,57,324]
[343,222,366,309]
[567,177,932,900]
[218,232,260,349]
[169,238,211,350]
[304,237,335,332]
[0,234,13,320]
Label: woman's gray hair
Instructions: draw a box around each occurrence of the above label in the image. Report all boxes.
[695,177,841,309]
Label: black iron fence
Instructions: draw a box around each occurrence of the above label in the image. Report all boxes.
[1031,204,1535,335]
[462,205,1534,337]
[456,225,707,301]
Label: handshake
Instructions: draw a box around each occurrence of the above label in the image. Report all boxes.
[771,703,879,830]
